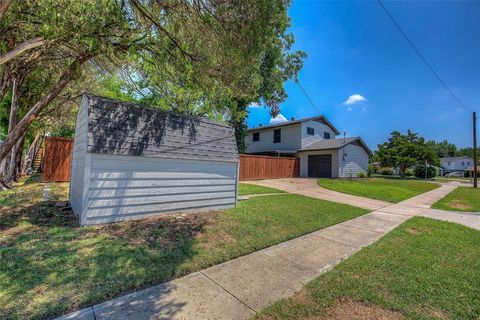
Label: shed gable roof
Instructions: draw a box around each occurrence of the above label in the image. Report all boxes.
[84,94,238,162]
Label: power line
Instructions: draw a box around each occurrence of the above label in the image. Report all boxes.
[295,79,322,114]
[377,0,475,113]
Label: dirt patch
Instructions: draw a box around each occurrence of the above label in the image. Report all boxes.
[94,211,216,250]
[449,200,473,210]
[313,298,404,320]
[406,227,421,235]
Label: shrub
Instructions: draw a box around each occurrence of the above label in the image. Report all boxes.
[405,168,414,177]
[380,167,394,175]
[367,164,375,177]
[357,171,367,178]
[414,164,437,179]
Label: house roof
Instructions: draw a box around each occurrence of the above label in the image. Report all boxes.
[247,115,341,135]
[440,156,473,162]
[84,94,239,163]
[299,137,372,156]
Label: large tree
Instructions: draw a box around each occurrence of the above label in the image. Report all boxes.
[0,0,301,186]
[377,130,439,178]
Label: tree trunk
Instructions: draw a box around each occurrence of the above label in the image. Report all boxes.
[21,133,41,175]
[5,77,18,184]
[0,52,92,166]
[12,133,25,181]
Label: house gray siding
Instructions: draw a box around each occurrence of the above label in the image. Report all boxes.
[300,120,336,147]
[246,124,301,153]
[69,95,239,225]
[338,143,369,177]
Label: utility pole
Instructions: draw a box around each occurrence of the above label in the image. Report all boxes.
[474,112,478,188]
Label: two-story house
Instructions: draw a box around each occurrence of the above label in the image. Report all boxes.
[440,156,473,175]
[245,115,372,178]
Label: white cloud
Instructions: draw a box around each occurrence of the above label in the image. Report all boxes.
[343,94,366,105]
[248,102,262,108]
[269,114,288,125]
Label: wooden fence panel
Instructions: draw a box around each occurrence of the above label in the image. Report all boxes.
[42,137,74,182]
[239,155,299,180]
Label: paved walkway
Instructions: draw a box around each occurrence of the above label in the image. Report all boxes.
[246,178,390,210]
[420,208,480,230]
[57,185,456,320]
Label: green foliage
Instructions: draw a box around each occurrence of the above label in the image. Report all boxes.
[379,167,394,175]
[377,130,440,178]
[356,171,366,178]
[405,168,414,177]
[426,139,457,158]
[414,164,437,179]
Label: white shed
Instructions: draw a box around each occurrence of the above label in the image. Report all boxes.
[70,94,239,225]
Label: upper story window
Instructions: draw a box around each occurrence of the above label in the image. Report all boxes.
[462,161,465,166]
[324,132,331,139]
[306,127,314,136]
[252,132,260,142]
[273,129,281,143]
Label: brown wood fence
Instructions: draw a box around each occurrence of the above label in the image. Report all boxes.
[239,154,299,181]
[42,137,74,182]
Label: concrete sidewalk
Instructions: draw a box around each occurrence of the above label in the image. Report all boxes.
[246,178,390,210]
[420,208,480,230]
[56,185,456,320]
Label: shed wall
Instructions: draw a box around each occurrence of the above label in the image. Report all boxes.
[70,97,89,220]
[83,154,238,225]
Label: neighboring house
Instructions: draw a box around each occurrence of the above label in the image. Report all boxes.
[439,156,473,175]
[70,94,239,225]
[245,116,371,178]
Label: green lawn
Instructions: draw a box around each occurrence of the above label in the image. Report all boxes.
[238,183,285,196]
[257,217,480,319]
[318,178,439,203]
[432,187,480,212]
[0,177,368,320]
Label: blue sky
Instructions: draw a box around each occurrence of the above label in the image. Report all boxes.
[246,0,480,149]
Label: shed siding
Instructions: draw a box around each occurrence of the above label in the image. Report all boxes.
[245,124,301,153]
[338,143,369,177]
[83,154,237,225]
[299,150,339,178]
[70,96,89,220]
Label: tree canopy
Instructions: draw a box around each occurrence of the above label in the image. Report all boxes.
[377,130,440,178]
[0,0,305,185]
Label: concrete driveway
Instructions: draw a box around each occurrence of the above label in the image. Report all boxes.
[245,178,390,211]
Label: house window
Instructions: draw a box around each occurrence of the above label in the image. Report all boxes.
[252,132,260,142]
[306,127,314,136]
[324,132,331,139]
[448,161,451,166]
[462,161,465,166]
[273,129,281,143]
[467,161,470,165]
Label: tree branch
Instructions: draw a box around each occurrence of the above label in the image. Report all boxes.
[0,51,93,162]
[129,0,197,62]
[0,0,13,20]
[0,36,45,65]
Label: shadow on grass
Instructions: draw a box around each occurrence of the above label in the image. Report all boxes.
[0,198,211,319]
